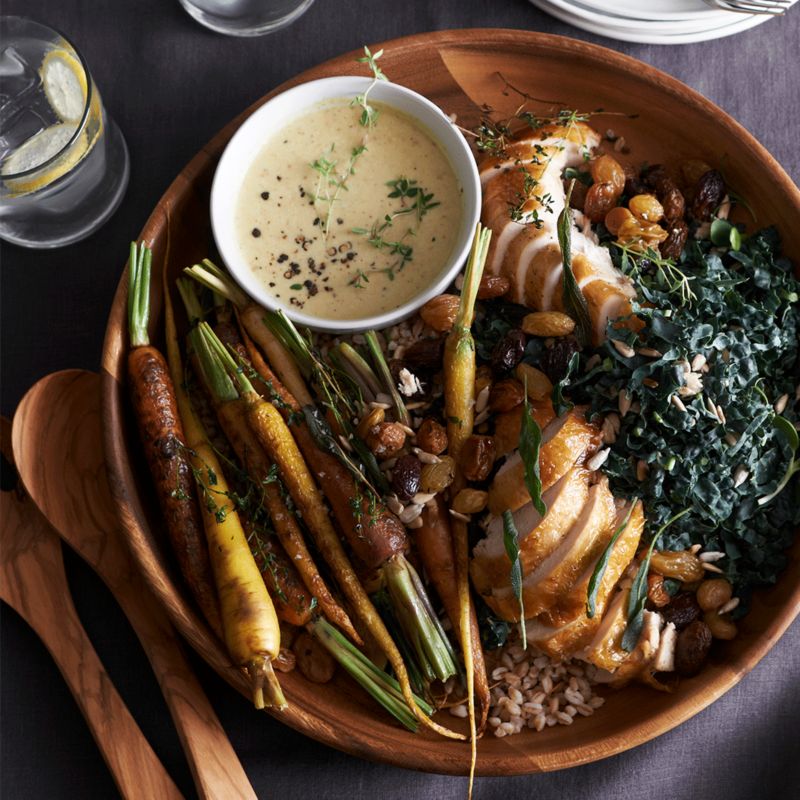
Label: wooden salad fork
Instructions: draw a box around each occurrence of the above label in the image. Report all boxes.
[11,370,257,800]
[0,417,184,800]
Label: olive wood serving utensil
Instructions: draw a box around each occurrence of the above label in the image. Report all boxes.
[0,417,183,800]
[11,370,257,800]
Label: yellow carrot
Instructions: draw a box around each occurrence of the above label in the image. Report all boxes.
[443,224,492,796]
[164,276,285,710]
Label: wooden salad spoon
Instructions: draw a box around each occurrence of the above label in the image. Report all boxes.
[0,417,183,800]
[11,370,257,800]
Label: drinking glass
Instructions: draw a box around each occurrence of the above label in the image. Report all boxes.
[178,0,315,37]
[0,16,129,249]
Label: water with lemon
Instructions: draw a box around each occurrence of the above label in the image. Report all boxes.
[0,18,128,248]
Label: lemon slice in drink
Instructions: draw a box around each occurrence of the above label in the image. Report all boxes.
[1,123,87,195]
[40,49,87,123]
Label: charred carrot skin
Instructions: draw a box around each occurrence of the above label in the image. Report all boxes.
[127,249,221,636]
[250,530,315,628]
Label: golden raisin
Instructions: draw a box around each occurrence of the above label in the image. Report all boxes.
[650,550,705,582]
[488,378,525,413]
[605,206,634,236]
[420,455,455,493]
[515,363,553,401]
[703,610,737,641]
[521,311,576,338]
[647,573,671,608]
[419,294,460,332]
[590,154,626,194]
[416,418,448,455]
[617,217,668,251]
[452,488,489,515]
[366,422,406,459]
[584,181,619,223]
[696,578,733,612]
[477,274,510,300]
[459,435,496,482]
[357,406,385,440]
[629,193,664,223]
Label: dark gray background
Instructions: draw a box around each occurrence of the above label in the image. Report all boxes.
[1,1,799,798]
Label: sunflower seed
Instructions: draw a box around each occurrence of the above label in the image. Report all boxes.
[699,551,726,563]
[774,393,789,415]
[691,354,707,372]
[718,597,740,615]
[671,394,687,413]
[732,466,749,488]
[618,388,632,417]
[449,509,471,523]
[587,448,611,471]
[637,347,663,358]
[702,562,725,574]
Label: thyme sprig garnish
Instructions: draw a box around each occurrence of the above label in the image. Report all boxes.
[352,178,439,281]
[309,46,387,237]
[353,46,387,128]
[310,144,367,238]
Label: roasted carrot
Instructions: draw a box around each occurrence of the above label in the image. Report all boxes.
[416,498,490,731]
[126,242,221,636]
[239,323,409,570]
[197,322,464,740]
[443,224,492,795]
[184,259,313,406]
[247,522,315,628]
[187,326,360,645]
[161,251,284,709]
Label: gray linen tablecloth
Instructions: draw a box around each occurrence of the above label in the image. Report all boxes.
[2,1,799,797]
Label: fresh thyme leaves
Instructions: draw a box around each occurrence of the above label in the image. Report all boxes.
[519,386,546,517]
[308,46,388,236]
[502,510,527,648]
[558,180,592,346]
[353,46,387,128]
[586,499,638,619]
[622,508,691,651]
[310,144,367,238]
[385,177,441,221]
[570,227,800,592]
[351,178,440,281]
[349,269,370,289]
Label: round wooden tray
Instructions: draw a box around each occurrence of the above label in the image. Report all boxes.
[101,29,800,775]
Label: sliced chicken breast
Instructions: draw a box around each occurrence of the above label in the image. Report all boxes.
[485,476,616,621]
[487,408,601,515]
[479,119,637,343]
[470,467,589,597]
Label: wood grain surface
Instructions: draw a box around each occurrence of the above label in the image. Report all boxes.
[11,370,257,800]
[99,29,800,775]
[0,420,183,800]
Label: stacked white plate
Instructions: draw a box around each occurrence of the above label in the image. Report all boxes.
[530,0,795,44]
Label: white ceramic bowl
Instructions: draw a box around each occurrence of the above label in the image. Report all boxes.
[210,76,481,333]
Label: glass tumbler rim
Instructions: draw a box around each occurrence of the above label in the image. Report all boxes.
[0,15,95,181]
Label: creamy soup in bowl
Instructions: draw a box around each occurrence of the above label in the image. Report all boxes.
[210,76,481,333]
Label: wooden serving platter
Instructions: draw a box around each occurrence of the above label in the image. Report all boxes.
[100,29,800,775]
